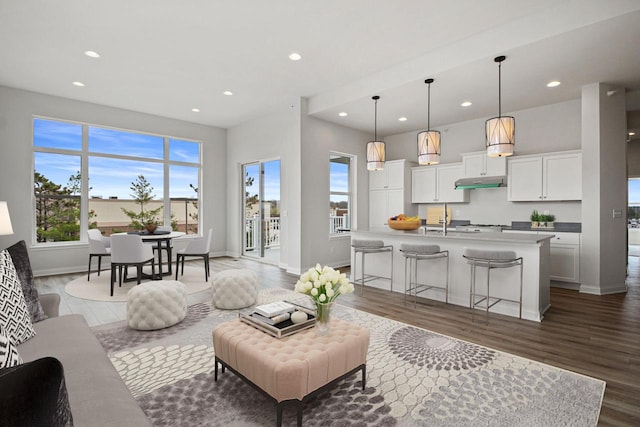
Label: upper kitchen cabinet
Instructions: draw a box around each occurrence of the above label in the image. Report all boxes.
[369,159,416,229]
[412,163,469,203]
[508,151,582,201]
[462,151,507,177]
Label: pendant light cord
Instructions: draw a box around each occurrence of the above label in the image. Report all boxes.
[427,82,431,130]
[374,98,378,141]
[498,60,502,118]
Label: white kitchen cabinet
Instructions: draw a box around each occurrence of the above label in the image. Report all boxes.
[411,163,469,203]
[507,151,582,201]
[462,151,507,177]
[505,230,581,284]
[369,159,416,228]
[545,232,581,283]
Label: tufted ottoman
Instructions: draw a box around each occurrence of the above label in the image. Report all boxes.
[127,280,187,331]
[213,318,370,427]
[211,269,258,309]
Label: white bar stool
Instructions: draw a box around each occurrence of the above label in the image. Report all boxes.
[399,243,449,307]
[351,239,393,294]
[463,248,523,321]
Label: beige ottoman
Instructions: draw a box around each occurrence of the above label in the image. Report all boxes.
[127,280,187,330]
[213,318,370,426]
[211,269,258,309]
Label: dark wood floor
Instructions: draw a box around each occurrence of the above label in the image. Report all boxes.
[279,257,640,426]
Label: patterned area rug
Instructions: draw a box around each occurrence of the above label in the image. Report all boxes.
[92,288,605,426]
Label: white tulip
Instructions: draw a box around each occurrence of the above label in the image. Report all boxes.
[326,288,335,298]
[319,293,327,302]
[314,281,321,288]
[311,288,318,296]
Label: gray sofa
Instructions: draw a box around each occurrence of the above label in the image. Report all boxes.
[17,293,151,426]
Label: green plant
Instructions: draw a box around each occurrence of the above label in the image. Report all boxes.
[530,210,541,222]
[542,214,556,222]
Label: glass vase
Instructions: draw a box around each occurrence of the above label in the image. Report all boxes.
[315,301,334,336]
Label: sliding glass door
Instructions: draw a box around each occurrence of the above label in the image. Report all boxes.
[242,159,280,263]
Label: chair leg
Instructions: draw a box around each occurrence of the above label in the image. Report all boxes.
[136,265,142,284]
[97,256,102,277]
[110,264,116,297]
[88,255,92,281]
[166,246,172,274]
[202,255,207,281]
[175,255,180,280]
[118,266,123,287]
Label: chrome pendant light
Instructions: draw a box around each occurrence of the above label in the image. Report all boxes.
[417,78,441,165]
[486,55,515,157]
[367,95,385,171]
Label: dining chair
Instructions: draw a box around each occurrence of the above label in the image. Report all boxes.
[87,229,111,281]
[110,234,155,297]
[175,228,213,281]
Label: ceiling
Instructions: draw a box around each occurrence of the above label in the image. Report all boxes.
[1,1,639,139]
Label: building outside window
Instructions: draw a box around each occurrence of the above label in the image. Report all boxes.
[32,117,201,244]
[329,153,353,235]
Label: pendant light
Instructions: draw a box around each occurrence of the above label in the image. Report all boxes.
[486,55,515,157]
[367,95,385,171]
[417,78,441,165]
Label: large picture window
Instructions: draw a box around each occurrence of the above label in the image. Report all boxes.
[33,117,201,244]
[329,153,353,235]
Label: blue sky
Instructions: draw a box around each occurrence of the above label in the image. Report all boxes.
[34,118,200,199]
[630,179,640,205]
[244,160,280,201]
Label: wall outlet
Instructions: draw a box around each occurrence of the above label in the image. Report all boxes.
[612,209,622,219]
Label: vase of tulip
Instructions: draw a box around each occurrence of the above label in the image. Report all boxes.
[294,264,354,336]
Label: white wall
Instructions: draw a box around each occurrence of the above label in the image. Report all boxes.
[227,99,371,274]
[0,86,226,276]
[385,99,583,225]
[226,103,301,272]
[300,100,371,270]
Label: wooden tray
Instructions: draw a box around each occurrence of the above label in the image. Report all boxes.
[239,301,316,338]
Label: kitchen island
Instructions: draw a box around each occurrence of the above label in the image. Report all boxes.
[351,229,554,322]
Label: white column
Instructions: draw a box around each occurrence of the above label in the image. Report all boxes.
[580,83,627,294]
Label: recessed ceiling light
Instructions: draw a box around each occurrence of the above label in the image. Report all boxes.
[338,112,348,117]
[72,81,85,87]
[223,90,233,96]
[547,81,561,88]
[398,117,407,122]
[630,132,636,136]
[461,101,472,107]
[84,50,100,58]
[289,52,302,61]
[192,108,201,113]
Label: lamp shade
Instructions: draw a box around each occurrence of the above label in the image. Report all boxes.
[367,141,385,171]
[417,130,441,165]
[0,201,14,236]
[485,115,515,157]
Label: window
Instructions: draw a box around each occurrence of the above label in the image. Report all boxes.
[33,117,201,244]
[329,153,353,234]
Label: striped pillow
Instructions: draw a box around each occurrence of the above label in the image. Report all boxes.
[0,324,22,368]
[0,250,36,346]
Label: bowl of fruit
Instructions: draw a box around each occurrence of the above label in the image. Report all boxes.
[388,214,421,230]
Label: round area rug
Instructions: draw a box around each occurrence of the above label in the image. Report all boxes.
[65,265,211,302]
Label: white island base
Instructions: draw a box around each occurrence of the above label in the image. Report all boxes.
[351,229,553,322]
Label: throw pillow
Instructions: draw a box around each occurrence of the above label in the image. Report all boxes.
[6,240,47,322]
[0,324,22,368]
[0,250,36,345]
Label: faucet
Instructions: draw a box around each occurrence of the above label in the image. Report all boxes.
[439,203,448,236]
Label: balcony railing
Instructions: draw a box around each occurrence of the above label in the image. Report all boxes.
[245,215,349,251]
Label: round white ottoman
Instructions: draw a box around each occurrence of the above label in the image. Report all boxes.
[127,280,187,331]
[212,269,258,309]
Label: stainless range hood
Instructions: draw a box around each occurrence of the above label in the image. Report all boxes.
[454,176,506,189]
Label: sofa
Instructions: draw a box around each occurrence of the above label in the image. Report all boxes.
[1,241,150,426]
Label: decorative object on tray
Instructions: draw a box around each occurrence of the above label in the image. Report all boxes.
[239,301,315,338]
[145,222,157,234]
[294,263,354,335]
[388,214,421,230]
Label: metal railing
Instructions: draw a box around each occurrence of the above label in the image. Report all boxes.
[244,215,350,251]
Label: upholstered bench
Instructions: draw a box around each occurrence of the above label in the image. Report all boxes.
[211,269,258,309]
[212,318,370,427]
[127,280,187,330]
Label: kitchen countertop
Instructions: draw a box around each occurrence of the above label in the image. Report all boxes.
[357,228,554,244]
[510,221,581,233]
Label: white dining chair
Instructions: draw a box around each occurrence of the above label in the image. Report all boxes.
[87,229,111,281]
[110,234,155,297]
[175,228,212,281]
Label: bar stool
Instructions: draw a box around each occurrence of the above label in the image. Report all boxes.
[351,239,393,294]
[463,248,523,321]
[400,243,449,307]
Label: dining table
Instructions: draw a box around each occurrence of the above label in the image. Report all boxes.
[115,230,186,279]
